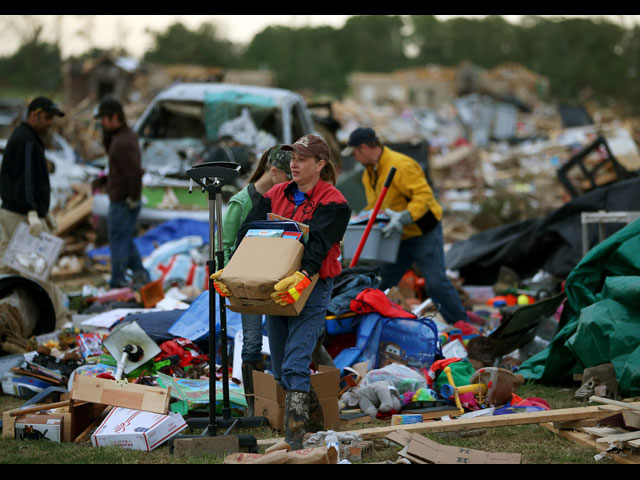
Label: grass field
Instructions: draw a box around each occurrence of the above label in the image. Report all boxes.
[0,379,617,464]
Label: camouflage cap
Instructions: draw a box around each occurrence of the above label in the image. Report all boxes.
[268,145,292,178]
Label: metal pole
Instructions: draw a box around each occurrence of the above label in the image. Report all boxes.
[207,190,217,437]
[215,188,231,421]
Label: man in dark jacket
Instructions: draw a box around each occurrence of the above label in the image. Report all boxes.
[94,96,150,288]
[0,96,68,326]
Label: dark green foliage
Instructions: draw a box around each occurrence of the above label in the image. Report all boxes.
[3,16,640,113]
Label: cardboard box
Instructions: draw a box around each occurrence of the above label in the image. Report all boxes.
[397,433,521,464]
[221,236,318,316]
[15,413,65,442]
[1,222,63,282]
[253,366,340,431]
[91,407,187,451]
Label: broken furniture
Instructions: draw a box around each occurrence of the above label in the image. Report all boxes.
[557,136,637,198]
[581,210,640,256]
[488,291,566,357]
[3,375,171,443]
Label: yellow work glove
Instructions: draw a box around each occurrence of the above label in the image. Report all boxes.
[210,269,232,297]
[27,210,43,237]
[271,271,311,306]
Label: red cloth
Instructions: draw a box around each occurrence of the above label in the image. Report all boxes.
[155,338,207,368]
[349,288,416,319]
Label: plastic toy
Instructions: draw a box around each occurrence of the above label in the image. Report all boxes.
[439,366,488,415]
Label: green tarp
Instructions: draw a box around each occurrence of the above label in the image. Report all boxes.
[519,218,640,397]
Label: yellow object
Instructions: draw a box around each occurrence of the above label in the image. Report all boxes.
[443,366,465,415]
[517,294,530,305]
[456,383,488,404]
[271,271,311,305]
[210,269,231,297]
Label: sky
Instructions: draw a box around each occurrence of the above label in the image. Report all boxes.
[1,14,638,59]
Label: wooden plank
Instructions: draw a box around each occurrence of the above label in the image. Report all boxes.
[622,410,640,429]
[343,405,627,440]
[71,375,170,414]
[590,396,640,412]
[582,427,627,438]
[552,419,600,430]
[596,430,640,443]
[541,424,640,464]
[55,196,93,236]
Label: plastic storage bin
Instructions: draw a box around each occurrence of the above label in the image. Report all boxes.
[342,224,401,263]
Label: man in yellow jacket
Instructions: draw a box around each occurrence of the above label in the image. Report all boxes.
[343,127,467,325]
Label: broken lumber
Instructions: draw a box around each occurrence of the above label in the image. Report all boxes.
[71,375,171,414]
[349,405,631,440]
[590,396,640,412]
[541,424,640,465]
[55,195,93,236]
[255,404,634,449]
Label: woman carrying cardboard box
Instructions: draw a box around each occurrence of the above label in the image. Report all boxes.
[211,134,351,449]
[217,145,292,417]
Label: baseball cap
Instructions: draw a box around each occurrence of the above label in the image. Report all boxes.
[341,127,378,156]
[281,134,331,162]
[94,96,124,119]
[268,145,292,178]
[27,97,65,117]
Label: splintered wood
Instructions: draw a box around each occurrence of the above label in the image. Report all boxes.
[71,375,171,415]
[541,397,640,464]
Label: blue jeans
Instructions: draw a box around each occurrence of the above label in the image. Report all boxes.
[265,277,334,392]
[241,313,264,363]
[379,222,467,325]
[108,201,148,288]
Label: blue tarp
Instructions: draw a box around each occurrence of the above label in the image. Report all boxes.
[87,218,210,262]
[168,289,243,343]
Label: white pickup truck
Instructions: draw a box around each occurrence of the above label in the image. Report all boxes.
[93,82,319,223]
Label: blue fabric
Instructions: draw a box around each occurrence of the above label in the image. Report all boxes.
[89,218,211,261]
[241,313,265,363]
[168,290,243,342]
[327,271,379,318]
[265,277,334,392]
[378,222,467,324]
[107,201,148,287]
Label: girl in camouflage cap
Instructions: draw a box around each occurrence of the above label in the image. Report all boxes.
[217,144,292,416]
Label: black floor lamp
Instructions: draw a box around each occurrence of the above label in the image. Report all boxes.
[170,161,268,453]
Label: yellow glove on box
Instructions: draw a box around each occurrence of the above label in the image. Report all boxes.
[271,271,311,306]
[210,269,232,297]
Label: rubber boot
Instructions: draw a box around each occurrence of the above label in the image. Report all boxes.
[241,361,264,417]
[307,385,324,433]
[284,390,309,451]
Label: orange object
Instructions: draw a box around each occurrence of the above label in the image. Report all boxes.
[140,279,165,308]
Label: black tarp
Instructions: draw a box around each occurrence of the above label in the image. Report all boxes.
[445,177,640,285]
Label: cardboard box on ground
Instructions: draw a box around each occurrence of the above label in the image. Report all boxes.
[253,366,341,431]
[221,236,319,316]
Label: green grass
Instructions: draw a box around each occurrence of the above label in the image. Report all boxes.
[0,380,616,464]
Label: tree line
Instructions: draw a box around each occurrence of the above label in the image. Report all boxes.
[2,15,640,113]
